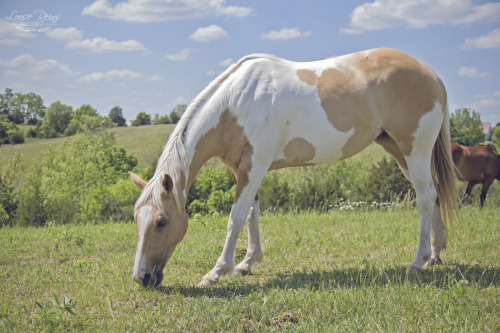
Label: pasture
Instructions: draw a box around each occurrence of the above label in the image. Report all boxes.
[1,207,498,331]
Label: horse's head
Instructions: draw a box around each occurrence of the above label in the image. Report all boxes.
[129,172,188,287]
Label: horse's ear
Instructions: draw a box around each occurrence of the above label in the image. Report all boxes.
[129,171,146,191]
[162,174,174,194]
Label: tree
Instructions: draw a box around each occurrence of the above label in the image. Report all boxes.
[109,106,127,127]
[492,126,500,147]
[152,113,172,125]
[38,101,73,138]
[73,104,98,121]
[0,115,19,145]
[169,104,187,124]
[450,108,484,146]
[0,88,13,117]
[9,92,46,125]
[132,112,151,126]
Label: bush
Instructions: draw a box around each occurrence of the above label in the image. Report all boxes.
[16,132,138,225]
[0,175,16,227]
[187,161,236,215]
[359,157,414,203]
[9,129,24,144]
[25,127,37,138]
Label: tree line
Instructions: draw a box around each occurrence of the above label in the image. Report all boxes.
[0,88,187,146]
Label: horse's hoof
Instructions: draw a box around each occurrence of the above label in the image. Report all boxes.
[407,265,424,274]
[424,257,443,267]
[197,275,218,287]
[234,267,252,276]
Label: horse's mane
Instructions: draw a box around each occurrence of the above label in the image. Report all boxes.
[135,54,281,212]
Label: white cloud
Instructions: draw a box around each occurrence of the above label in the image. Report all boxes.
[261,27,312,40]
[82,0,254,23]
[461,28,500,50]
[457,66,492,78]
[45,27,83,41]
[189,25,230,42]
[78,69,142,83]
[468,90,500,118]
[0,54,75,80]
[0,19,35,45]
[165,48,197,61]
[46,26,146,53]
[219,58,234,67]
[341,0,500,34]
[148,74,161,82]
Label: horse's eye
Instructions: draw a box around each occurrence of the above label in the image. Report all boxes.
[157,218,169,228]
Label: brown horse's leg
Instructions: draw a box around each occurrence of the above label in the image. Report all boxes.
[480,178,494,208]
[462,182,476,205]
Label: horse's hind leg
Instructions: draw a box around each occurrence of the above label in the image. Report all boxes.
[234,194,264,275]
[376,132,442,267]
[480,178,494,208]
[426,195,445,266]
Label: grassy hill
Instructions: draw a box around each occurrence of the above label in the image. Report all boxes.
[0,124,176,173]
[0,124,388,176]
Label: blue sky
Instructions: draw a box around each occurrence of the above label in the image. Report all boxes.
[1,0,499,125]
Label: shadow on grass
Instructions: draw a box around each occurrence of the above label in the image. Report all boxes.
[155,262,498,299]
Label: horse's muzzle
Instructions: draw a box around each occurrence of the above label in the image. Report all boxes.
[133,269,164,287]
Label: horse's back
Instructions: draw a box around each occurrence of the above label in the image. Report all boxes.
[221,48,447,168]
[452,143,498,182]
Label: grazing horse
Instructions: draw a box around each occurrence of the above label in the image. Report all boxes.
[129,48,459,287]
[452,143,500,208]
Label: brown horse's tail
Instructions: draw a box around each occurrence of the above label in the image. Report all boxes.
[432,106,459,232]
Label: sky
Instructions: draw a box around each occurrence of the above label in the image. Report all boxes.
[0,0,499,125]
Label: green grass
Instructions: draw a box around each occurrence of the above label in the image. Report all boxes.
[1,207,498,332]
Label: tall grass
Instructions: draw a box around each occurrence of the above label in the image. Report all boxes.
[0,207,498,331]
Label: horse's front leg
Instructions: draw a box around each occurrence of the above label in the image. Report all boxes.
[197,158,267,287]
[234,194,264,276]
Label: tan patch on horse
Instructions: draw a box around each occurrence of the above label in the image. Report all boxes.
[189,109,254,203]
[270,137,316,170]
[296,69,318,86]
[297,48,446,157]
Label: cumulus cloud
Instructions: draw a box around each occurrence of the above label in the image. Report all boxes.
[458,66,492,78]
[78,69,142,83]
[46,27,146,53]
[261,27,312,40]
[341,0,500,34]
[0,19,35,45]
[219,58,234,67]
[461,28,500,50]
[0,54,76,80]
[189,25,230,42]
[82,0,254,23]
[165,48,197,61]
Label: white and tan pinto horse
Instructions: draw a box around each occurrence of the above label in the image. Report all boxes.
[129,48,458,287]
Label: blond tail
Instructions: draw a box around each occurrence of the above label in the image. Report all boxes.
[432,105,459,233]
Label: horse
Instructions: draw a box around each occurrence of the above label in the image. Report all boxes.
[129,48,459,287]
[452,143,500,208]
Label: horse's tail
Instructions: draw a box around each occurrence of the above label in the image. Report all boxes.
[432,105,459,232]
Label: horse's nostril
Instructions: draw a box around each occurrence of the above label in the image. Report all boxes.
[142,273,151,286]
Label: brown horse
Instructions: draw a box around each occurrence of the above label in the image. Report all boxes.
[452,143,500,207]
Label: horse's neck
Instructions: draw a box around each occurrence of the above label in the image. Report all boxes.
[179,108,226,192]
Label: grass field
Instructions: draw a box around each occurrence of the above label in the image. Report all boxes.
[1,207,498,332]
